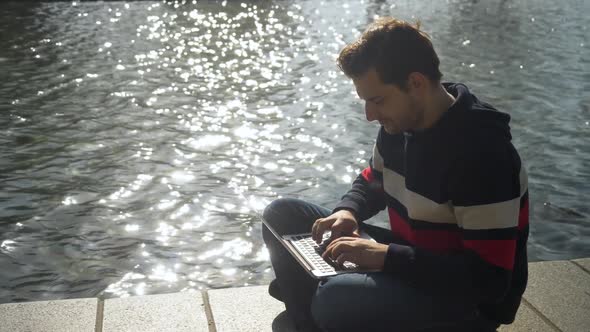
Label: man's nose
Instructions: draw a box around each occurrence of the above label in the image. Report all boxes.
[365,103,377,122]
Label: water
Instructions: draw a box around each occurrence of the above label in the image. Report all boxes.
[0,0,588,304]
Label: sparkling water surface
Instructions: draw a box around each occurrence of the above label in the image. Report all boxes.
[0,0,589,303]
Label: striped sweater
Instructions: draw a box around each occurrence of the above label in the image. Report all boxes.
[334,83,529,324]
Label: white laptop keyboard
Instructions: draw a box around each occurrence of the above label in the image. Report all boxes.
[290,234,358,273]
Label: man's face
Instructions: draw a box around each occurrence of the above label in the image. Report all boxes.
[352,68,422,134]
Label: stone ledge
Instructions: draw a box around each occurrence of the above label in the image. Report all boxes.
[1,259,589,332]
[102,292,208,332]
[521,260,590,332]
[207,285,296,332]
[0,297,97,332]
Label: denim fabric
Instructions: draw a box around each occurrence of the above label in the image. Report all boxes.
[262,198,328,331]
[262,198,500,332]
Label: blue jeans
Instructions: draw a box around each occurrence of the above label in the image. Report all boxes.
[262,198,500,332]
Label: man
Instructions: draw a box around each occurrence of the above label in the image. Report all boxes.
[262,17,529,332]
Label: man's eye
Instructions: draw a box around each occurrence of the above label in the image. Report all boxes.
[374,99,384,105]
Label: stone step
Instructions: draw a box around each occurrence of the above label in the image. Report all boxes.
[0,258,588,332]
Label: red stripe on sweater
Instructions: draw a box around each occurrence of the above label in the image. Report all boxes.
[518,198,529,230]
[388,208,462,252]
[361,167,374,183]
[463,239,516,270]
[388,207,413,244]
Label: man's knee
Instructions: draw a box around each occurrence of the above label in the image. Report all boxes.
[262,197,312,230]
[263,198,298,222]
[261,198,306,245]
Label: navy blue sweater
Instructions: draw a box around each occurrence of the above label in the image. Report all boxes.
[334,83,529,324]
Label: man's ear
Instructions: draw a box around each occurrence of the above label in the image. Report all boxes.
[407,72,426,91]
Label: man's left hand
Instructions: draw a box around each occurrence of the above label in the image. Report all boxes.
[322,237,389,270]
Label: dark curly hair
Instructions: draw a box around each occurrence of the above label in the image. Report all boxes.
[337,17,442,89]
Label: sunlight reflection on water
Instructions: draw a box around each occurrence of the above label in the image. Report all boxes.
[0,0,589,303]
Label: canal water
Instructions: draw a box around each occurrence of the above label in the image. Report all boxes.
[0,0,588,303]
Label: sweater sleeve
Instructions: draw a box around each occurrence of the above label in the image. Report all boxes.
[333,142,387,221]
[382,140,526,304]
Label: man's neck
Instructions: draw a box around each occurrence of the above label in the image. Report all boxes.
[419,84,455,130]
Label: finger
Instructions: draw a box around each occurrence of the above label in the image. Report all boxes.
[314,219,331,243]
[330,219,346,240]
[327,236,356,249]
[324,240,353,260]
[322,247,333,260]
[311,218,321,241]
[335,252,354,266]
[322,240,337,260]
[329,241,349,259]
[325,237,362,259]
[323,238,341,257]
[313,218,329,243]
[330,229,341,241]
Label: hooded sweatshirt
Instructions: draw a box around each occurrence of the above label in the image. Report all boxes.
[334,82,529,324]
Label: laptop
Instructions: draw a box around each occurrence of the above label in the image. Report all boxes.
[262,219,379,279]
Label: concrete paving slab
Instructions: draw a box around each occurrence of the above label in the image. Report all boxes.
[498,300,555,332]
[102,292,208,332]
[524,260,590,332]
[208,285,297,332]
[0,298,97,332]
[572,258,590,273]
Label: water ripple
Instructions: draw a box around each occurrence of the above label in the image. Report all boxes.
[0,0,589,303]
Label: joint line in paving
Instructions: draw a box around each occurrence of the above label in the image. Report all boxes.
[95,298,104,332]
[570,260,590,276]
[201,290,217,332]
[521,297,562,332]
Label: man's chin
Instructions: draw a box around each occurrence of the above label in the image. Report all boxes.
[382,125,401,135]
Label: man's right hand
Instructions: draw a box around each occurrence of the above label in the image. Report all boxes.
[311,209,359,244]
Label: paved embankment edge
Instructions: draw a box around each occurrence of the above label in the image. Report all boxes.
[0,258,588,332]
